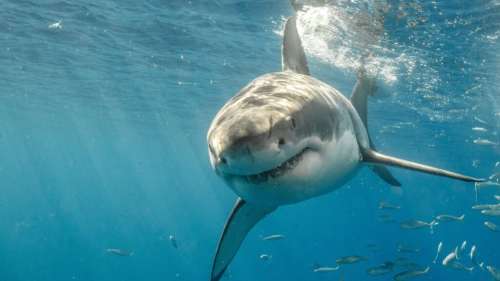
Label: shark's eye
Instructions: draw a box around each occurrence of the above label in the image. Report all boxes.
[291,118,296,129]
[278,138,286,146]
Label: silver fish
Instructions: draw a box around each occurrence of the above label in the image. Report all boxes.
[482,209,500,216]
[261,234,285,241]
[474,116,487,124]
[313,266,340,272]
[484,221,499,232]
[487,266,500,281]
[259,254,271,260]
[106,248,133,257]
[495,195,500,201]
[460,241,467,254]
[472,127,488,132]
[393,267,430,281]
[472,203,500,210]
[476,181,500,189]
[432,242,443,264]
[336,255,367,265]
[442,251,457,266]
[435,214,465,222]
[473,138,498,146]
[400,220,433,229]
[470,245,477,261]
[446,260,474,272]
[367,261,395,276]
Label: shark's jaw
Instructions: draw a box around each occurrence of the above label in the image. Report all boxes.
[218,147,312,185]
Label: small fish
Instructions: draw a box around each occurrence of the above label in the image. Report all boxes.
[106,248,133,257]
[336,255,367,265]
[379,201,401,210]
[446,260,474,272]
[313,266,340,272]
[470,245,477,261]
[476,181,500,189]
[474,116,487,124]
[399,220,429,229]
[460,241,467,254]
[259,254,271,261]
[261,234,285,241]
[435,214,465,222]
[473,138,498,146]
[393,266,430,281]
[472,127,488,132]
[366,261,394,276]
[495,195,500,201]
[487,266,500,281]
[472,203,500,210]
[48,20,63,29]
[169,235,178,249]
[481,209,500,216]
[400,220,438,233]
[484,221,499,232]
[442,251,457,266]
[432,242,443,264]
[491,171,500,178]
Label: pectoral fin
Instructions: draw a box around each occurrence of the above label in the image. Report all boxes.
[362,149,485,183]
[211,198,276,281]
[371,165,401,186]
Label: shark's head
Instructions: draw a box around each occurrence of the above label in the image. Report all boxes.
[208,105,312,177]
[207,73,359,205]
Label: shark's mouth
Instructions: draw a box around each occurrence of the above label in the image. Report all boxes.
[233,148,310,184]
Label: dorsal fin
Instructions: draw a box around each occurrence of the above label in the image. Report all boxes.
[351,68,401,186]
[350,68,374,128]
[282,15,310,75]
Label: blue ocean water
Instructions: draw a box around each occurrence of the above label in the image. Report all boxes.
[0,0,499,280]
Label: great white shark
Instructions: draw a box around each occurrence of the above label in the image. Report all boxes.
[206,7,484,281]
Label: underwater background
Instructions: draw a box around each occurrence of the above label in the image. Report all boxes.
[0,0,499,280]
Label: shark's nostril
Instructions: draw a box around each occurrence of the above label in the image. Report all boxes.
[278,138,286,146]
[219,156,227,165]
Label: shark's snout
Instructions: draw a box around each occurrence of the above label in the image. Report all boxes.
[209,131,273,176]
[208,114,295,176]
